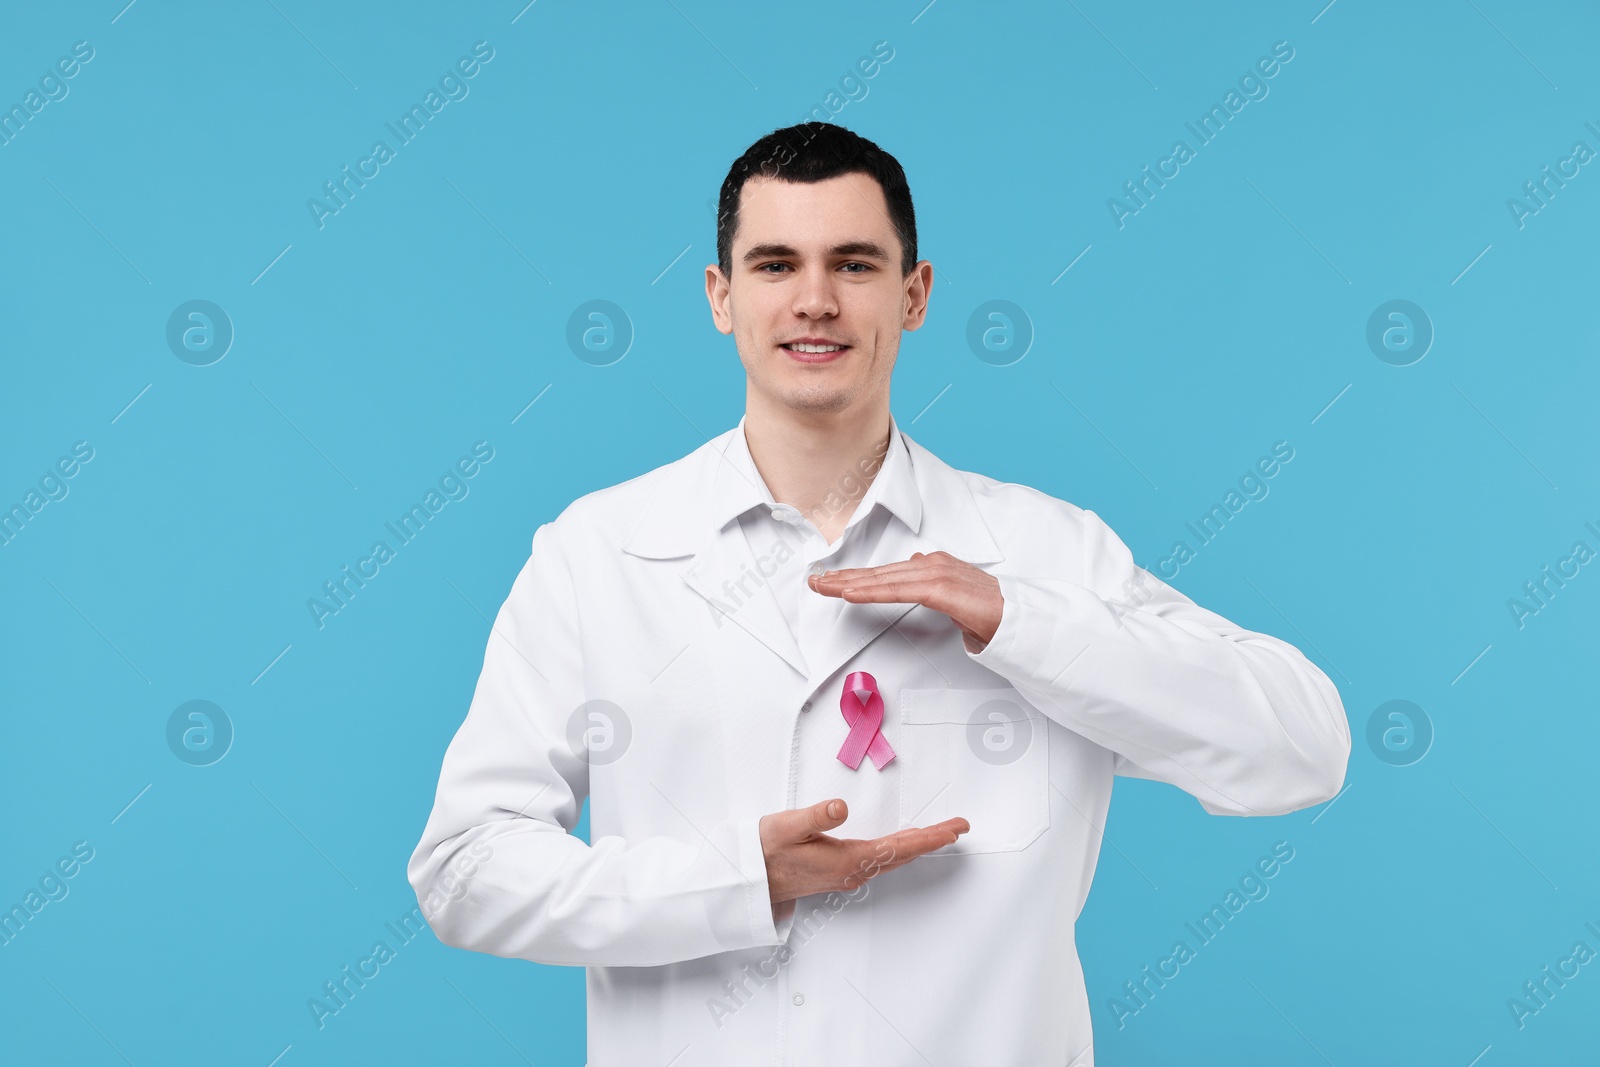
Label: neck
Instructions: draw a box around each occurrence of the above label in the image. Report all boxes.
[741,394,892,544]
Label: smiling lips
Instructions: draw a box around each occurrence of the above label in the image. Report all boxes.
[781,338,850,363]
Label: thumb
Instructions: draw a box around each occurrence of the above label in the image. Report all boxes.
[807,798,847,835]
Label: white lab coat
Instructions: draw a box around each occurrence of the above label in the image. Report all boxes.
[407,421,1350,1066]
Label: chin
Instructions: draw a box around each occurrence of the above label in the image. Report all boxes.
[776,387,854,415]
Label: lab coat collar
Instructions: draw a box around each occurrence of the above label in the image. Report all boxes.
[710,411,922,537]
[621,415,1004,687]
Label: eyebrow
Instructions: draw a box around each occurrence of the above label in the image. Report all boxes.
[740,240,893,265]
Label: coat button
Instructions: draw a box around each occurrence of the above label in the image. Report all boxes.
[793,993,805,1005]
[801,701,812,713]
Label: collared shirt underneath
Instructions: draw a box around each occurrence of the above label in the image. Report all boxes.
[718,412,919,676]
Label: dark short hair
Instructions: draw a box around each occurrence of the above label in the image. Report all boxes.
[716,122,918,278]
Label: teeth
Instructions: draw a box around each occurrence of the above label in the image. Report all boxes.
[786,343,844,353]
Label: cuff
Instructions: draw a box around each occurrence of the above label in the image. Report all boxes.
[773,898,797,942]
[734,814,790,948]
[967,572,1064,679]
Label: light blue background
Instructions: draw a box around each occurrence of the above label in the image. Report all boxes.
[3,1,1597,1063]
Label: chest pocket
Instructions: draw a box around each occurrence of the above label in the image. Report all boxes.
[897,686,1050,855]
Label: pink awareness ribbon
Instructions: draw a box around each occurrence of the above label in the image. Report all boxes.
[836,671,896,771]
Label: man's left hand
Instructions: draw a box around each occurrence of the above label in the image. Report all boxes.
[808,551,1003,654]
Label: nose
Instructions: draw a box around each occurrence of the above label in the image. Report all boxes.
[791,265,839,319]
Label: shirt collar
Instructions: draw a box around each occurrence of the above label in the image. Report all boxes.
[710,412,922,536]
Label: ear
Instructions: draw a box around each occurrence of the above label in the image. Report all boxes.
[705,264,734,335]
[901,260,934,331]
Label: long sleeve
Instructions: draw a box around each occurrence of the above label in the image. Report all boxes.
[968,507,1350,816]
[406,520,786,967]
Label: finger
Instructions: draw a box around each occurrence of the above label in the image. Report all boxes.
[833,550,953,576]
[765,799,845,847]
[870,822,964,865]
[905,818,968,850]
[842,820,970,886]
[832,578,927,605]
[900,818,969,852]
[811,557,944,587]
[812,571,940,606]
[813,560,958,602]
[804,797,847,836]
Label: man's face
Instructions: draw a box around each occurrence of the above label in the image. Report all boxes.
[706,172,933,417]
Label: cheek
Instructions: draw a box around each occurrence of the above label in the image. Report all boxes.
[738,318,769,351]
[873,333,898,364]
[731,290,774,331]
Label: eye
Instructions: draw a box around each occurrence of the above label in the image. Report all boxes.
[840,262,871,274]
[757,262,791,274]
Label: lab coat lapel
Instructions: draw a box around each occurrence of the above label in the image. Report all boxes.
[799,434,1006,691]
[621,427,809,680]
[799,516,942,696]
[619,424,1005,689]
[681,523,808,678]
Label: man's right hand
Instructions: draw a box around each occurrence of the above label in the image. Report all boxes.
[759,798,969,906]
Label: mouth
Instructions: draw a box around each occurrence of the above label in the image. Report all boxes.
[780,340,850,364]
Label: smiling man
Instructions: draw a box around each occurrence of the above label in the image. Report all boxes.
[408,122,1351,1066]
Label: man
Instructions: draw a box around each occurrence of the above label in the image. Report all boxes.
[407,122,1350,1065]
